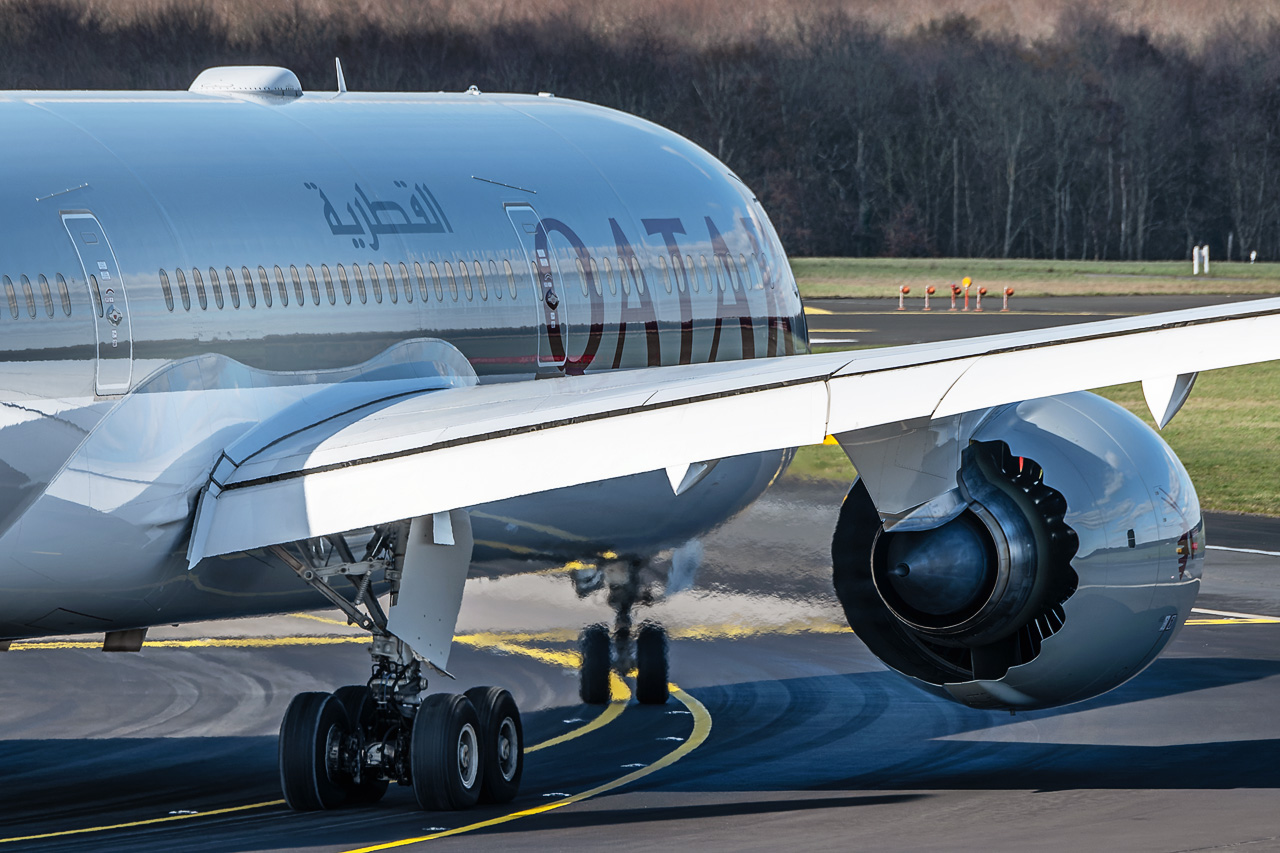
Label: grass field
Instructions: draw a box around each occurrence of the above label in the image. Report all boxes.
[783,360,1280,517]
[792,258,1280,299]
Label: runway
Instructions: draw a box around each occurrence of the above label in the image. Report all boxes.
[803,293,1274,347]
[3,296,1279,851]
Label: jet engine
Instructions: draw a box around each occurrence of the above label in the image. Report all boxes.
[833,392,1203,710]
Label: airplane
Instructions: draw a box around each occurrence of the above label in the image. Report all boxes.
[1,63,1278,812]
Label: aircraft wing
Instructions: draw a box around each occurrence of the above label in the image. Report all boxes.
[187,296,1280,565]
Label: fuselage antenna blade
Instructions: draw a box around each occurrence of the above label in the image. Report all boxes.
[335,57,348,94]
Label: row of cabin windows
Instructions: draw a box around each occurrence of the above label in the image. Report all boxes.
[156,251,774,314]
[157,259,524,312]
[1,274,74,319]
[575,252,768,299]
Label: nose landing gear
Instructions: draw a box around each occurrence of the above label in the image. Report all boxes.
[577,558,670,705]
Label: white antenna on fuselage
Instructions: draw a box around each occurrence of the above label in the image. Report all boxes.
[335,58,348,94]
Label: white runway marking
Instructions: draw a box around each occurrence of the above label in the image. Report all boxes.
[1207,545,1280,557]
[1191,607,1280,622]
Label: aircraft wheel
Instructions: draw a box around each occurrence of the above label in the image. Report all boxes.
[411,693,483,811]
[635,621,670,705]
[332,685,390,804]
[279,692,349,811]
[464,686,524,803]
[579,623,611,704]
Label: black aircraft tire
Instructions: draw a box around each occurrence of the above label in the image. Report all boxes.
[635,621,670,705]
[464,686,524,804]
[279,692,349,811]
[410,693,483,811]
[579,623,612,705]
[331,685,389,805]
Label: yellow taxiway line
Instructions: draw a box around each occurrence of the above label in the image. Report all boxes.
[339,684,712,852]
[0,634,638,846]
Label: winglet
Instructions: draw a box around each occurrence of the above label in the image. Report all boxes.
[335,58,347,94]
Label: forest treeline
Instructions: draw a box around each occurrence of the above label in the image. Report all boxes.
[3,0,1280,260]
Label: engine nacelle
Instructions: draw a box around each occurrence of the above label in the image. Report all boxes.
[833,392,1203,710]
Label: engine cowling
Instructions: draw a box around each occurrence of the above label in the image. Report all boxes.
[833,392,1203,710]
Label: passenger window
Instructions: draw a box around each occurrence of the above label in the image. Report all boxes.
[576,258,589,297]
[429,261,443,301]
[684,255,698,293]
[337,264,352,304]
[159,269,175,311]
[306,265,321,305]
[352,263,367,304]
[602,257,617,296]
[274,265,289,307]
[503,259,517,299]
[225,267,240,309]
[37,272,53,315]
[209,268,224,309]
[257,265,273,308]
[414,262,429,302]
[176,268,192,310]
[589,258,602,296]
[400,262,413,304]
[192,268,208,310]
[56,273,72,315]
[444,261,458,301]
[458,261,473,301]
[289,266,304,306]
[241,266,256,308]
[89,274,105,317]
[730,256,745,292]
[18,276,34,318]
[742,253,759,290]
[657,256,672,294]
[321,265,336,305]
[2,276,17,319]
[716,255,730,291]
[488,259,502,300]
[383,262,398,304]
[367,263,382,303]
[617,256,630,295]
[474,260,487,300]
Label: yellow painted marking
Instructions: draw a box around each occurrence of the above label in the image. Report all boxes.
[0,634,633,845]
[823,435,840,446]
[0,799,287,845]
[469,511,590,543]
[339,684,712,852]
[1185,618,1280,625]
[471,539,540,556]
[527,674,629,754]
[11,636,369,651]
[291,612,357,628]
[803,306,833,315]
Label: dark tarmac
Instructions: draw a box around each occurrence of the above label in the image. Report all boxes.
[2,296,1278,852]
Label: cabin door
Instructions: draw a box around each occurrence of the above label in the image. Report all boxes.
[62,212,133,395]
[505,203,568,372]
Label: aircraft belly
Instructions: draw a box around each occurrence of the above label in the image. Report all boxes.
[469,448,790,564]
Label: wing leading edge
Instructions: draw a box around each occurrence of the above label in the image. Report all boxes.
[187,296,1280,566]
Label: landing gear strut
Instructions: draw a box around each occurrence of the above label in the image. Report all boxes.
[274,520,524,812]
[577,558,670,705]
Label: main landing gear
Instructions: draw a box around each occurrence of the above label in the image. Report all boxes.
[274,518,524,812]
[577,558,670,706]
